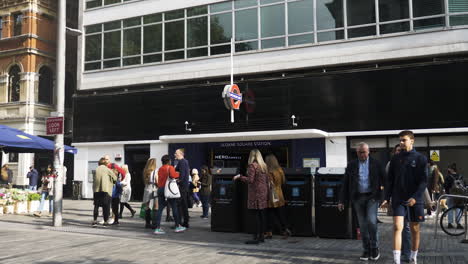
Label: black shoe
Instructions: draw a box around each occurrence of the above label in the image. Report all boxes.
[131,210,136,218]
[448,223,455,229]
[377,218,383,224]
[457,224,464,229]
[118,214,123,219]
[370,248,380,261]
[360,251,369,261]
[111,221,120,226]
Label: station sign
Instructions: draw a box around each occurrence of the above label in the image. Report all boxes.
[222,84,242,110]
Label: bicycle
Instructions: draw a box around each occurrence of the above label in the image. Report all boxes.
[439,202,467,236]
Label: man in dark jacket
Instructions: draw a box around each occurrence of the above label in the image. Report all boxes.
[382,130,427,264]
[175,149,190,228]
[27,166,39,190]
[338,142,385,261]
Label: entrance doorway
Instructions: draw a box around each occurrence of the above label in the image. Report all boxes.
[124,144,150,201]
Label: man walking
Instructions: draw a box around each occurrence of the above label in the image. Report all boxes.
[174,149,190,228]
[27,166,39,190]
[382,130,427,264]
[338,142,385,261]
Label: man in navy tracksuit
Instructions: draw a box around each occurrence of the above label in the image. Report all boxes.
[175,149,190,228]
[382,130,427,264]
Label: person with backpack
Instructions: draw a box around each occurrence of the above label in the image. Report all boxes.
[444,163,465,229]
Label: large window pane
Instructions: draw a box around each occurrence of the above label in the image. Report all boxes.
[288,0,314,34]
[235,0,257,9]
[379,0,409,22]
[449,0,468,12]
[380,22,410,34]
[165,21,184,50]
[124,17,141,27]
[347,0,375,26]
[211,2,232,13]
[211,45,231,55]
[144,24,162,53]
[348,26,376,38]
[103,59,120,68]
[414,17,445,30]
[123,28,141,56]
[413,0,444,17]
[211,13,232,44]
[143,54,162,63]
[450,15,468,26]
[144,14,162,24]
[86,0,102,9]
[188,48,208,58]
[86,24,101,34]
[261,38,284,49]
[317,0,344,30]
[104,0,120,5]
[236,41,258,52]
[85,34,102,61]
[261,4,285,38]
[85,62,101,71]
[236,8,258,41]
[165,51,184,61]
[104,31,121,58]
[104,21,121,30]
[123,57,141,66]
[188,6,208,17]
[317,30,344,42]
[289,34,314,46]
[165,9,184,20]
[188,17,208,47]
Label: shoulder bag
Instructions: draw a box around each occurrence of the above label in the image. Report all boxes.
[164,166,181,199]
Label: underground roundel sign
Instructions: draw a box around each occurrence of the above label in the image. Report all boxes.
[222,84,242,110]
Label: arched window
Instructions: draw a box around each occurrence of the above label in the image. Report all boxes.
[38,66,54,105]
[8,66,21,102]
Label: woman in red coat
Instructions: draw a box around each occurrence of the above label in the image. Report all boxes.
[234,149,269,244]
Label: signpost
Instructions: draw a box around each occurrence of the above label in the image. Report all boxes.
[46,117,64,135]
[221,38,242,123]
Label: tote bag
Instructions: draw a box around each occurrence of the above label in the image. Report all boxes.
[164,167,181,199]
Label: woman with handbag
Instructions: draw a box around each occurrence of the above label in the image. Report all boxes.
[264,154,291,239]
[153,155,186,234]
[233,149,269,244]
[142,158,158,228]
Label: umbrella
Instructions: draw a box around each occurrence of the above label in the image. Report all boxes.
[0,125,77,154]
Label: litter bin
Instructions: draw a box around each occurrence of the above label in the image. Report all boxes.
[72,180,82,200]
[283,168,315,236]
[210,168,241,232]
[315,167,356,239]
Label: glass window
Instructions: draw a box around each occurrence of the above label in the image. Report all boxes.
[86,0,102,9]
[317,0,344,30]
[124,17,141,27]
[188,47,208,58]
[317,30,344,42]
[450,15,468,26]
[85,62,101,71]
[235,8,258,41]
[236,41,258,52]
[165,20,184,50]
[144,24,162,53]
[261,0,282,4]
[123,28,141,56]
[188,17,208,47]
[288,0,314,34]
[449,0,468,13]
[261,38,284,49]
[144,14,162,24]
[379,0,409,22]
[85,34,102,61]
[235,0,257,9]
[86,24,102,34]
[347,0,375,26]
[104,31,121,58]
[380,22,410,34]
[188,6,208,17]
[261,4,285,38]
[413,17,445,30]
[211,2,232,13]
[211,45,231,55]
[104,21,121,30]
[289,34,314,45]
[103,59,120,68]
[165,9,184,20]
[211,13,232,44]
[104,0,120,5]
[13,13,23,36]
[8,66,21,102]
[165,51,184,61]
[348,26,376,38]
[0,18,3,39]
[413,0,444,17]
[123,57,141,66]
[38,67,53,105]
[143,54,162,63]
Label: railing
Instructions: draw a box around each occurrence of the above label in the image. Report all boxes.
[434,193,468,243]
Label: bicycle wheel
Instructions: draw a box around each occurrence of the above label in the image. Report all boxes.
[440,207,465,236]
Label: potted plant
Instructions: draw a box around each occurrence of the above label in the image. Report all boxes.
[27,193,41,213]
[12,189,28,214]
[0,192,6,215]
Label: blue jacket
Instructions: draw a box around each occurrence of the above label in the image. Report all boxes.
[175,158,190,189]
[385,148,427,205]
[27,169,39,186]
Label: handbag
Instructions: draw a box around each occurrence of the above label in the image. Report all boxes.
[164,167,181,199]
[150,170,158,199]
[269,179,279,203]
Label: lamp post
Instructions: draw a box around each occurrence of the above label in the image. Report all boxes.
[53,0,82,227]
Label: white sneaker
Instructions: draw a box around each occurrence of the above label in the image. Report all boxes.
[410,258,417,264]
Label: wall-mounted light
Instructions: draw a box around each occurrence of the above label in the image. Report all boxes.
[185,121,192,133]
[291,115,298,128]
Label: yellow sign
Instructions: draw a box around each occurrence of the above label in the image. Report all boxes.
[430,150,440,162]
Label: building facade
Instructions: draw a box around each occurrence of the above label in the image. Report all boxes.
[75,0,468,199]
[0,0,77,191]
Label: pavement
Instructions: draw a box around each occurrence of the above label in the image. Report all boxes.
[0,200,467,264]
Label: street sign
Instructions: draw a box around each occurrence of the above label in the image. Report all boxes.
[46,117,64,135]
[430,150,440,162]
[222,84,242,110]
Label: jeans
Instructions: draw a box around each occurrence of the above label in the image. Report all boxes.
[177,187,190,225]
[155,188,180,228]
[401,219,411,261]
[29,185,37,191]
[200,194,210,217]
[38,191,53,213]
[353,195,379,251]
[448,198,461,224]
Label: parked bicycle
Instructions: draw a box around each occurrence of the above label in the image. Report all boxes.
[436,183,468,237]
